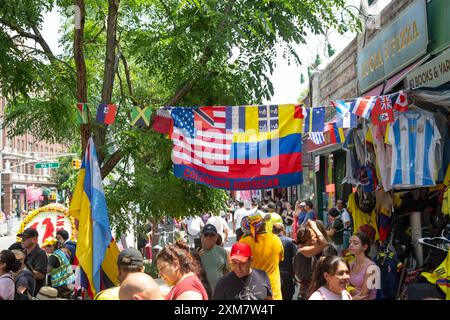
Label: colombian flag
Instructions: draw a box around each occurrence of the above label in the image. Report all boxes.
[69,137,119,297]
[328,122,345,144]
[421,250,450,300]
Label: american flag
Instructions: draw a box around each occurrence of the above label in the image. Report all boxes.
[171,106,232,173]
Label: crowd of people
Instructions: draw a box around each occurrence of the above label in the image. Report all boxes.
[0,196,384,301]
[0,228,77,300]
[110,196,382,301]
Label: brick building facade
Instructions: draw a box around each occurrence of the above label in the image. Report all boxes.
[0,96,67,216]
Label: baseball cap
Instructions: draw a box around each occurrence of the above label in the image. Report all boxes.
[17,227,38,239]
[117,248,144,267]
[230,242,252,262]
[202,224,218,235]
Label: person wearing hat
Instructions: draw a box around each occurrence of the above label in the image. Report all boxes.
[206,212,229,245]
[212,242,272,300]
[198,224,229,295]
[35,286,58,300]
[94,247,146,300]
[42,236,75,299]
[17,227,48,296]
[296,201,309,227]
[239,212,284,300]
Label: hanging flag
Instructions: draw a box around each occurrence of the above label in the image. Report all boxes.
[76,103,88,124]
[131,106,152,127]
[96,104,117,124]
[151,108,173,135]
[310,132,325,145]
[390,90,409,112]
[328,123,345,144]
[421,250,450,300]
[69,137,120,297]
[371,96,394,125]
[294,104,305,120]
[304,107,326,132]
[330,100,351,117]
[352,96,376,119]
[225,106,246,132]
[167,104,303,190]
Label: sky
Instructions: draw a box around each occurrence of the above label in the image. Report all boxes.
[41,0,392,105]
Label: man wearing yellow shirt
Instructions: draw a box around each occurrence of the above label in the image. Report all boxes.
[240,211,284,300]
[265,203,283,234]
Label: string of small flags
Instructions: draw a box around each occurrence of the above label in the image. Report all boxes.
[75,103,152,128]
[305,90,408,145]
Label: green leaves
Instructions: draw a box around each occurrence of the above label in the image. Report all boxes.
[0,0,358,237]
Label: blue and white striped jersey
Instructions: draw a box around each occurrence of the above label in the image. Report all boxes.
[387,110,441,187]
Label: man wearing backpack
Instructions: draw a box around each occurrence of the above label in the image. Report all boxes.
[326,208,344,256]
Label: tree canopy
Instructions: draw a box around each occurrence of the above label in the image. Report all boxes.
[0,0,360,236]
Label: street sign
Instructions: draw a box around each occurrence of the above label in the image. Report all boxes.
[35,162,60,169]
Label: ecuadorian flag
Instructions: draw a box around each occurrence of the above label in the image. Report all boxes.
[69,137,119,297]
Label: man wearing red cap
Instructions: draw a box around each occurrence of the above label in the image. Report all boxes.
[212,242,272,300]
[239,212,284,300]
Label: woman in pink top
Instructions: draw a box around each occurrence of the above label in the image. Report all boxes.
[156,243,208,300]
[308,255,352,300]
[348,232,379,300]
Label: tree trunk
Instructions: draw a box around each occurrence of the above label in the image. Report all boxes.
[74,0,90,156]
[95,0,120,166]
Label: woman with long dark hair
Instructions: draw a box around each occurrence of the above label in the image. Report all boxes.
[348,232,379,300]
[308,255,352,300]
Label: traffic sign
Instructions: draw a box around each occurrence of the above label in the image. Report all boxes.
[35,162,60,169]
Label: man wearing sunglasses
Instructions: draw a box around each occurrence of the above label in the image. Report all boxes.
[17,228,48,296]
[198,224,229,295]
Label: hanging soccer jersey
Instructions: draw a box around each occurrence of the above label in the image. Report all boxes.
[347,193,379,241]
[387,110,441,187]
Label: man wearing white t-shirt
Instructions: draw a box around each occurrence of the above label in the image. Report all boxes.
[207,212,229,245]
[186,215,204,249]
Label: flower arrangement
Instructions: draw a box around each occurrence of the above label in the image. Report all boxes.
[17,203,77,242]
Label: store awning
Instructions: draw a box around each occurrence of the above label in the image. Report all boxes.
[362,82,385,97]
[41,187,52,196]
[383,55,430,94]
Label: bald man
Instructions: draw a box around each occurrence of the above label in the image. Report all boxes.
[119,272,163,300]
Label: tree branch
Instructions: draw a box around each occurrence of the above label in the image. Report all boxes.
[101,149,123,179]
[73,0,90,157]
[119,51,139,106]
[164,0,236,106]
[0,18,57,63]
[95,0,120,165]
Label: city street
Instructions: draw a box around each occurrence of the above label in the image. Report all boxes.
[0,218,21,250]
